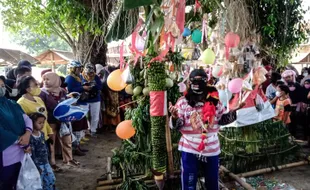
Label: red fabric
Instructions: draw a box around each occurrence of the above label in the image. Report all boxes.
[229,87,267,109]
[202,102,216,124]
[176,0,185,34]
[197,134,206,151]
[150,91,166,116]
[150,32,174,63]
[195,0,201,13]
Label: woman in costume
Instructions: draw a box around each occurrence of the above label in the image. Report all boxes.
[169,69,243,190]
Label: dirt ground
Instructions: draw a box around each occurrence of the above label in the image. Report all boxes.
[55,132,310,190]
[55,132,121,190]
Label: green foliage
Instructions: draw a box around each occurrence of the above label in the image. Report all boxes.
[251,0,308,66]
[1,0,104,46]
[220,120,300,173]
[10,28,71,55]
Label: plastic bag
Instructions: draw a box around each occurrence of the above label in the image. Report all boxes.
[16,154,42,190]
[59,122,71,137]
[255,94,264,112]
[121,66,134,84]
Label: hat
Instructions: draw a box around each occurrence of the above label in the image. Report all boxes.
[84,63,95,73]
[17,60,32,69]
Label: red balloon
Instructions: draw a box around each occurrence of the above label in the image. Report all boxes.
[225,32,240,48]
[116,120,136,139]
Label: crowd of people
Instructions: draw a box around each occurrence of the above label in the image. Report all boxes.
[264,67,310,144]
[1,58,310,190]
[0,60,127,190]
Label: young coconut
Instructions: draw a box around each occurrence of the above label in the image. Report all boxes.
[133,86,143,96]
[125,84,133,95]
[165,78,174,88]
[142,87,150,96]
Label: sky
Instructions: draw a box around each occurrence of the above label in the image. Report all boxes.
[303,0,310,21]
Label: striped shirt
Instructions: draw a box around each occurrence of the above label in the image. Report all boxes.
[174,97,225,157]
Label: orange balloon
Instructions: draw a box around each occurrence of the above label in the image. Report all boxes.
[107,69,127,91]
[116,120,136,139]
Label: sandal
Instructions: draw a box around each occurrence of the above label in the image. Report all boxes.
[52,165,63,173]
[69,159,80,166]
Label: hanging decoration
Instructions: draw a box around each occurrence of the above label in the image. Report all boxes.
[201,49,216,65]
[107,69,127,91]
[225,32,240,59]
[116,120,136,139]
[191,29,202,44]
[182,27,191,37]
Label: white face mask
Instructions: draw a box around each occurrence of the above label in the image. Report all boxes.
[303,72,308,77]
[276,91,281,97]
[9,89,18,97]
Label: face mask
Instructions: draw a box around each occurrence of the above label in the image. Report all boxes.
[30,87,41,96]
[10,89,18,97]
[0,87,6,97]
[303,73,308,77]
[276,91,281,97]
[289,86,296,91]
[305,84,310,89]
[190,78,206,94]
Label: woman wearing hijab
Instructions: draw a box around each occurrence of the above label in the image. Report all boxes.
[282,70,303,139]
[40,72,80,168]
[81,63,103,136]
[65,61,90,156]
[0,76,33,189]
[102,64,121,129]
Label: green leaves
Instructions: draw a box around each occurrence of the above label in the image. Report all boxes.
[253,0,307,66]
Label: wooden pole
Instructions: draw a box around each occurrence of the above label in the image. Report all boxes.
[220,166,253,190]
[236,161,308,178]
[107,157,112,180]
[165,115,174,177]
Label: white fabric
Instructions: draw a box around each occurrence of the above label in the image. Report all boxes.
[88,101,101,133]
[221,101,275,128]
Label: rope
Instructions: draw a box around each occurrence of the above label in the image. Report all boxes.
[221,145,299,158]
[218,132,290,143]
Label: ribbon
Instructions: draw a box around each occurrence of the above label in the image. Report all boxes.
[201,14,208,44]
[120,42,125,71]
[176,0,185,34]
[130,19,146,65]
[150,32,175,63]
[194,0,201,14]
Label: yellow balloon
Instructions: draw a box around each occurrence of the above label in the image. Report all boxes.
[107,69,127,91]
[201,49,216,65]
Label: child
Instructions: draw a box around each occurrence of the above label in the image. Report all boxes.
[274,85,292,125]
[29,113,56,190]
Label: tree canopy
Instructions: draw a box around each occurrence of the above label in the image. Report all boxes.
[10,28,71,55]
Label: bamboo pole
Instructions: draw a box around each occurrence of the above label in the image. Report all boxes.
[165,115,174,177]
[96,179,156,190]
[220,166,253,190]
[107,157,112,180]
[236,161,308,178]
[97,171,181,187]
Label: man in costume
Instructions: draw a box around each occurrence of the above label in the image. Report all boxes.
[169,69,243,190]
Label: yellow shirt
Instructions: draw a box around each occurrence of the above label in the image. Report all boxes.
[17,96,53,140]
